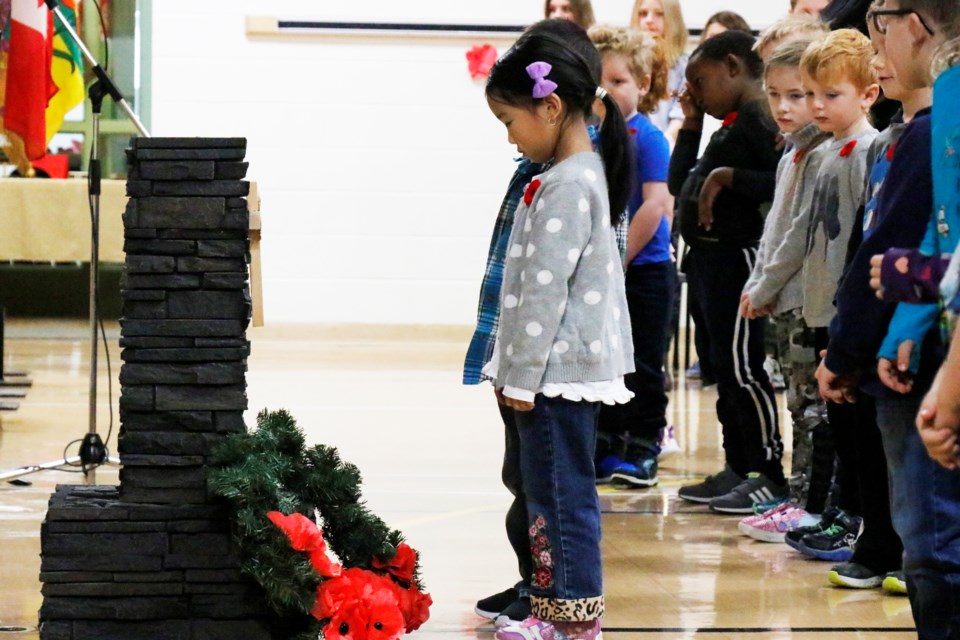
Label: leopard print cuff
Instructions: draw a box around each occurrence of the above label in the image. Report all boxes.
[531,594,604,622]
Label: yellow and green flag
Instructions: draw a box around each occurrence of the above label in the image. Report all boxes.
[45,0,83,143]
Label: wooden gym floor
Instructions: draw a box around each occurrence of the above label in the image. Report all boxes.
[0,320,916,639]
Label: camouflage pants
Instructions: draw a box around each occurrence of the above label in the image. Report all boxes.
[771,310,827,503]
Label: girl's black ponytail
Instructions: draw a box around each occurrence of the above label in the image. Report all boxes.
[596,91,633,226]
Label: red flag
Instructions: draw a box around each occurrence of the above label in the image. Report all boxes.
[5,0,55,160]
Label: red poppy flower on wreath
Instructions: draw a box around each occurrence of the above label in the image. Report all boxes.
[887,143,896,161]
[466,44,498,79]
[524,179,542,206]
[721,111,739,127]
[372,542,417,583]
[267,511,342,577]
[839,139,858,157]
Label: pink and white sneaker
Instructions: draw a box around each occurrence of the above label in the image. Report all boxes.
[738,501,792,535]
[495,617,603,640]
[741,504,814,543]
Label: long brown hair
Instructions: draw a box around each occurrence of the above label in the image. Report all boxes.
[543,0,596,29]
[630,0,688,68]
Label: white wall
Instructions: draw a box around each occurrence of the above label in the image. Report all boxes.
[149,1,789,325]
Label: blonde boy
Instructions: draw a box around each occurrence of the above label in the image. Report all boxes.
[588,26,675,487]
[800,29,879,332]
[756,15,830,61]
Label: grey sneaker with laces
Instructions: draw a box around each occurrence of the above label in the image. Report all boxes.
[709,472,788,514]
[678,467,743,504]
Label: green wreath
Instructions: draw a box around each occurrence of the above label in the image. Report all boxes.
[210,409,431,640]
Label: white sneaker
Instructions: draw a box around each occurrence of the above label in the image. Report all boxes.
[658,425,681,457]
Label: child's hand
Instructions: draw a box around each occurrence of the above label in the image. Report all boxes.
[496,387,534,411]
[877,340,915,394]
[678,84,703,120]
[815,353,859,404]
[504,397,535,412]
[869,254,884,299]
[916,371,960,469]
[698,168,733,232]
[739,293,751,318]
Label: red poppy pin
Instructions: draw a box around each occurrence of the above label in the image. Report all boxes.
[523,179,542,206]
[886,143,896,161]
[721,112,739,127]
[839,139,858,157]
[628,127,639,136]
[793,148,806,164]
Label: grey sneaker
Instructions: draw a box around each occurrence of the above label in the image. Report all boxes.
[678,467,743,504]
[709,472,788,514]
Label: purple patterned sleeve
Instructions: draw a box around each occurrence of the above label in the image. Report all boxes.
[879,248,951,303]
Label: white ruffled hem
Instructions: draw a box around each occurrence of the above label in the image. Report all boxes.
[541,378,634,405]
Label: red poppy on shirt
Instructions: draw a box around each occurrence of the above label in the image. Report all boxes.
[721,112,739,127]
[839,140,858,157]
[523,179,542,206]
[887,143,896,161]
[793,148,806,164]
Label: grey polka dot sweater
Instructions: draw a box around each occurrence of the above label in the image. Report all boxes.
[494,152,635,394]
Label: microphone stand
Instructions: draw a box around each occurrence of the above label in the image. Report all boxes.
[0,0,150,485]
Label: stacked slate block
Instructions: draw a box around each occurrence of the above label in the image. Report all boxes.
[38,138,274,640]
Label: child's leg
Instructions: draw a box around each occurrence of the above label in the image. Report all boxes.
[620,261,676,455]
[778,311,828,506]
[875,394,960,636]
[498,402,533,590]
[690,247,784,482]
[513,396,604,623]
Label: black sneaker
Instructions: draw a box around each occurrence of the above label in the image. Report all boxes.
[678,467,743,504]
[784,507,842,552]
[799,511,862,561]
[828,562,883,589]
[709,472,788,514]
[494,596,532,628]
[475,586,518,620]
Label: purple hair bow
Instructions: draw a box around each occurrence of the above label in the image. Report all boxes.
[526,61,558,99]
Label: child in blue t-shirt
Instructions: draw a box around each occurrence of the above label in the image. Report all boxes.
[588,25,674,487]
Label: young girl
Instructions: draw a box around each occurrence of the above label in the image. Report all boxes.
[737,39,833,541]
[669,30,785,513]
[630,0,688,144]
[588,25,674,487]
[483,27,634,640]
[702,11,752,41]
[544,0,595,29]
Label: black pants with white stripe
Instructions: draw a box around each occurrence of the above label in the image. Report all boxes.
[686,246,785,485]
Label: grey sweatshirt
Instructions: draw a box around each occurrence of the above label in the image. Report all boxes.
[745,123,829,315]
[495,152,634,393]
[802,127,879,327]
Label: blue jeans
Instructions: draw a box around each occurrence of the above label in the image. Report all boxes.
[514,395,604,622]
[875,395,960,639]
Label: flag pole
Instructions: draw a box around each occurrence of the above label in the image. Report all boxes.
[0,1,149,485]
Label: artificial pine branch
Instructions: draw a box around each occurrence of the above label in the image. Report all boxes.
[209,408,428,632]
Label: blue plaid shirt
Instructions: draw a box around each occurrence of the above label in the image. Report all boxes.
[463,158,627,385]
[463,160,543,384]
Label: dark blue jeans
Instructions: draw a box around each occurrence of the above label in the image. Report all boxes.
[875,395,960,639]
[514,395,604,622]
[598,260,675,455]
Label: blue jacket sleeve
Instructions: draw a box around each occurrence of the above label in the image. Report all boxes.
[877,211,940,371]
